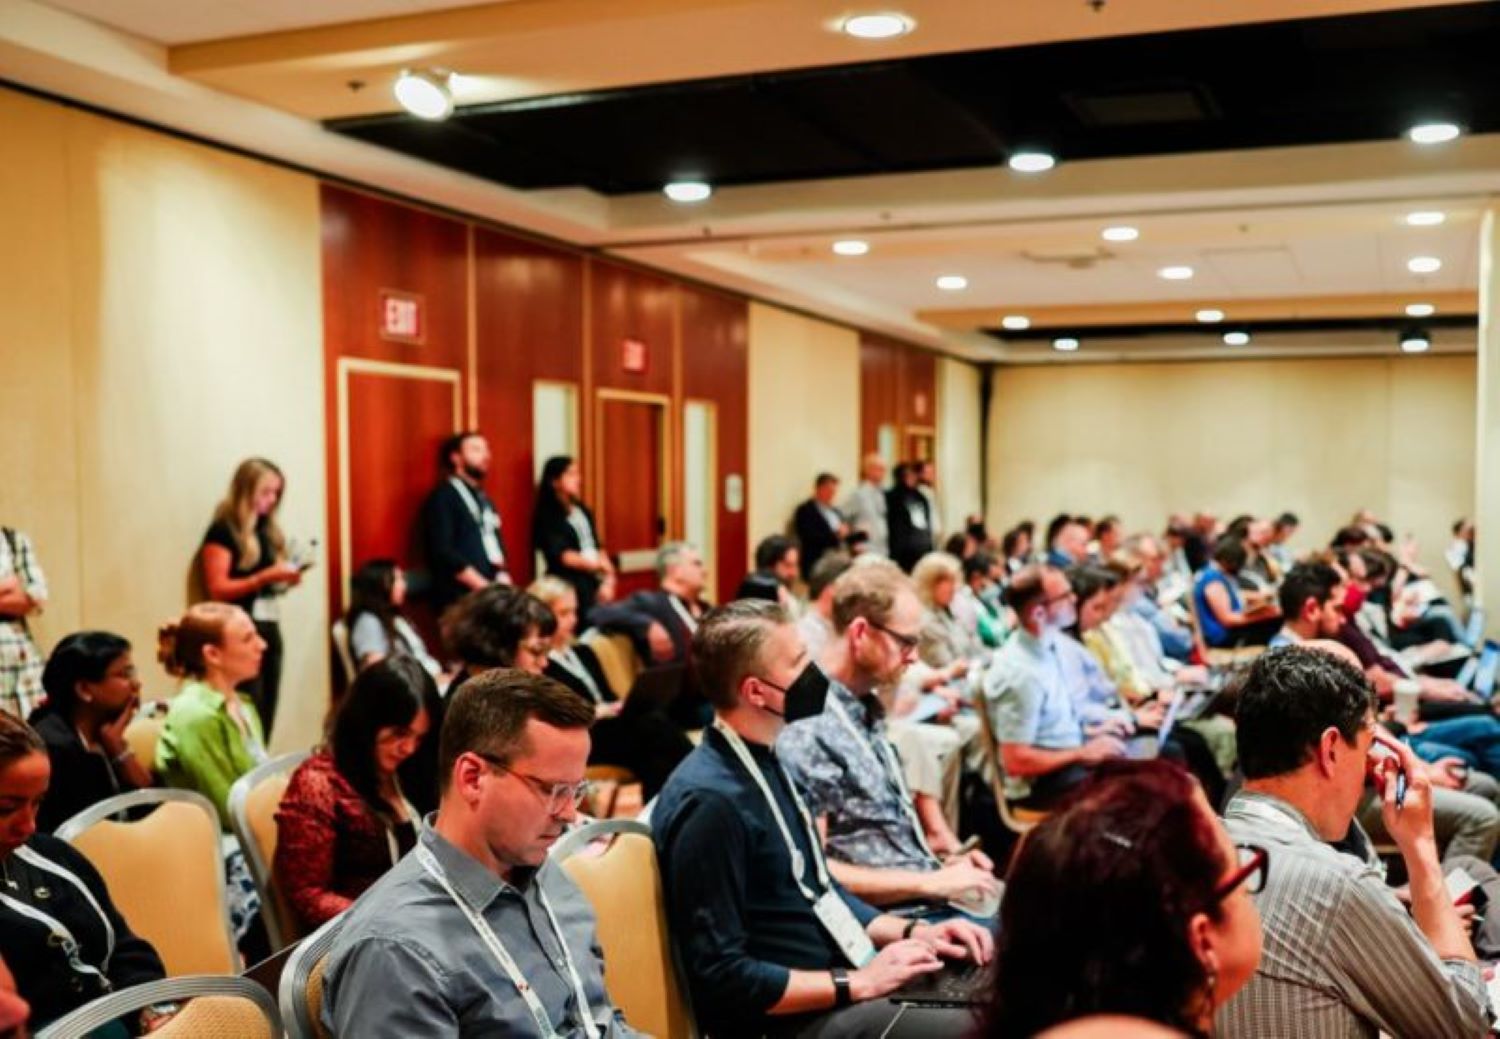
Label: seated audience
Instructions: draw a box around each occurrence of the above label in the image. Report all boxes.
[841,453,889,558]
[1267,511,1299,573]
[530,577,691,798]
[321,670,642,1037]
[345,559,441,678]
[274,657,439,932]
[912,551,989,682]
[886,463,935,572]
[778,564,998,912]
[591,541,711,666]
[1217,647,1488,1037]
[1043,514,1086,568]
[1123,534,1194,662]
[654,601,991,1038]
[0,713,169,1032]
[1091,515,1123,559]
[30,631,155,833]
[960,552,1009,649]
[155,602,268,824]
[989,760,1262,1038]
[793,474,848,581]
[738,535,802,610]
[796,551,853,661]
[983,566,1124,810]
[532,455,615,623]
[0,524,47,719]
[1192,537,1280,648]
[1000,522,1033,577]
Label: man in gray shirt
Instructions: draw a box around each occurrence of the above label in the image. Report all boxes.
[321,670,642,1038]
[842,454,889,558]
[1217,646,1489,1038]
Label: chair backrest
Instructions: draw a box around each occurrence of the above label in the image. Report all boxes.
[330,620,357,686]
[279,913,345,1039]
[555,819,696,1039]
[124,712,166,777]
[230,750,313,951]
[56,789,238,975]
[971,690,1043,834]
[584,632,642,699]
[36,974,281,1039]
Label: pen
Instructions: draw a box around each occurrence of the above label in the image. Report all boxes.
[1396,771,1408,809]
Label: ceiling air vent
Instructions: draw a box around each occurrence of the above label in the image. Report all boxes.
[1064,82,1220,127]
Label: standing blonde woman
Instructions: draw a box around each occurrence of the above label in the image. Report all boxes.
[201,458,304,735]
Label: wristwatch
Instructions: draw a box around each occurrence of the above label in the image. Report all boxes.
[830,968,853,1008]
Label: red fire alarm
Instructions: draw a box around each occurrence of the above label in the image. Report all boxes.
[621,337,649,373]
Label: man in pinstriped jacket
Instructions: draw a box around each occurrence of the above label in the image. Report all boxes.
[1217,646,1489,1038]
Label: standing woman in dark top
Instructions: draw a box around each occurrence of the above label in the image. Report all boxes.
[0,712,169,1033]
[28,632,155,833]
[532,455,615,625]
[201,458,303,736]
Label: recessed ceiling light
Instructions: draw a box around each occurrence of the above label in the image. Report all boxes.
[1405,302,1436,318]
[832,239,870,256]
[1052,337,1080,352]
[1008,151,1056,173]
[1000,315,1031,330]
[1222,331,1251,347]
[1405,210,1446,227]
[1158,265,1195,281]
[1407,122,1462,145]
[1101,226,1139,242]
[840,12,914,38]
[394,69,454,120]
[1407,256,1442,274]
[936,275,968,291]
[663,180,712,203]
[1400,331,1432,354]
[1195,308,1226,323]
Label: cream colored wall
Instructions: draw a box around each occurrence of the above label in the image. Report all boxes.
[987,355,1476,595]
[0,87,327,752]
[937,358,983,536]
[747,303,861,560]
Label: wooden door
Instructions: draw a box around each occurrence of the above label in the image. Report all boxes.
[599,398,667,597]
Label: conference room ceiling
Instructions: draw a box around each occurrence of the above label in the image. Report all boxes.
[17,0,1499,358]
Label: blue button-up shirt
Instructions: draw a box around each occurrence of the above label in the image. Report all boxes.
[778,679,939,872]
[982,628,1084,800]
[321,825,638,1038]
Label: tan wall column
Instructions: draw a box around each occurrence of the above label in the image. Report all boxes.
[1476,210,1500,627]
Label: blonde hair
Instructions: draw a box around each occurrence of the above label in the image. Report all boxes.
[910,552,962,608]
[211,458,286,569]
[830,561,912,634]
[526,576,575,609]
[158,602,240,679]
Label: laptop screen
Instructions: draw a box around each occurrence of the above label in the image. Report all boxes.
[1465,608,1487,649]
[1476,640,1500,699]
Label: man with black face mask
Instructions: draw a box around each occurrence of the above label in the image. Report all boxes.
[653,600,992,1039]
[982,565,1124,810]
[420,431,512,616]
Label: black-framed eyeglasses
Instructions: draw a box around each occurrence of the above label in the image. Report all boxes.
[474,752,591,815]
[870,620,921,653]
[1213,843,1269,902]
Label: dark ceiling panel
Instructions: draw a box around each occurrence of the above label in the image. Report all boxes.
[328,2,1500,195]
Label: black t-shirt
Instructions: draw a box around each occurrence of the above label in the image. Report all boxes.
[202,518,274,611]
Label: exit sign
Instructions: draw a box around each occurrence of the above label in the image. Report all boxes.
[379,290,425,344]
[621,337,649,373]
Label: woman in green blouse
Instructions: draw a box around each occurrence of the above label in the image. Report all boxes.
[155,602,269,823]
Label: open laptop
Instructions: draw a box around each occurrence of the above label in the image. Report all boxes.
[1464,607,1487,649]
[1125,693,1184,760]
[1454,639,1500,698]
[891,958,998,1008]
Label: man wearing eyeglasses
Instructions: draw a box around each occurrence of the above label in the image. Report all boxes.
[982,565,1126,811]
[654,600,993,1038]
[1218,645,1488,1039]
[321,670,642,1038]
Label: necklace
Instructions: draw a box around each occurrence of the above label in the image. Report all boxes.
[1,857,18,892]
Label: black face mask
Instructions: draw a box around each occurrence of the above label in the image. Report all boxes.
[763,662,832,723]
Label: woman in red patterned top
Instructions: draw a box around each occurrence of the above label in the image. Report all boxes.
[273,657,439,931]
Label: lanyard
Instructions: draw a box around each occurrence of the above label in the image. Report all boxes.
[549,648,605,705]
[824,695,938,865]
[3,845,116,985]
[668,595,699,635]
[712,720,831,902]
[383,784,423,866]
[450,478,507,566]
[416,846,601,1039]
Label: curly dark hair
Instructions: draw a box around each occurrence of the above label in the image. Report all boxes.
[440,586,557,668]
[988,760,1229,1038]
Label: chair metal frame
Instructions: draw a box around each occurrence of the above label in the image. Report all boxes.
[56,787,242,973]
[229,750,313,951]
[35,974,282,1039]
[971,690,1046,835]
[278,912,346,1039]
[330,619,357,686]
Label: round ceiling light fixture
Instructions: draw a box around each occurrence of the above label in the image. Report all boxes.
[1406,256,1442,274]
[1158,265,1195,281]
[1407,121,1462,145]
[1052,337,1080,352]
[840,12,914,38]
[832,239,870,256]
[1000,315,1031,330]
[1222,330,1251,347]
[1101,226,1139,242]
[663,180,713,203]
[1405,302,1436,318]
[1008,151,1057,173]
[1404,210,1446,227]
[1195,308,1226,323]
[394,69,455,120]
[936,274,969,291]
[1400,328,1431,354]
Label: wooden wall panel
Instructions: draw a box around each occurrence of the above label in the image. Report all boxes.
[473,228,585,587]
[860,335,905,458]
[321,184,470,628]
[903,350,937,437]
[590,260,676,398]
[681,286,750,603]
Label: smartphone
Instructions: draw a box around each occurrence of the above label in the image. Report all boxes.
[1447,867,1480,906]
